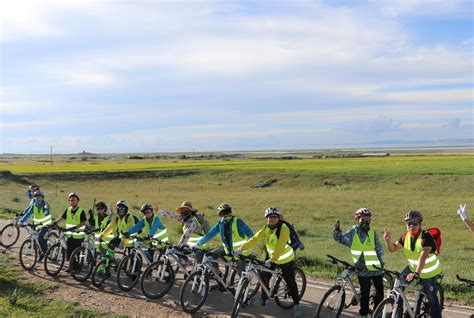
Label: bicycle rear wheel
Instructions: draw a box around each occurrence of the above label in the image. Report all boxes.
[372,297,398,318]
[70,247,95,282]
[44,242,66,276]
[180,270,210,314]
[117,254,142,292]
[231,277,249,318]
[19,238,38,270]
[141,260,175,299]
[92,259,110,287]
[0,223,20,248]
[295,266,307,300]
[314,285,345,318]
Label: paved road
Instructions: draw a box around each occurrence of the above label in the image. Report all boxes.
[1,219,472,317]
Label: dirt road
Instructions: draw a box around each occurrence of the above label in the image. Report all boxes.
[1,220,472,317]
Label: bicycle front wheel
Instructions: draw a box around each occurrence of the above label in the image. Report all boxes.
[141,260,175,299]
[117,254,143,292]
[19,238,38,270]
[180,270,210,314]
[70,247,95,282]
[231,277,249,318]
[373,297,399,318]
[44,242,66,276]
[92,259,110,287]
[314,285,345,318]
[295,266,307,300]
[0,223,20,248]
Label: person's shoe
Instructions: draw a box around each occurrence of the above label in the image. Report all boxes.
[63,268,71,273]
[294,304,303,318]
[38,253,45,262]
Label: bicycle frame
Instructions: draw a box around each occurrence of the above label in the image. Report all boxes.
[124,239,157,271]
[237,260,282,301]
[335,268,362,308]
[195,253,237,291]
[384,275,425,317]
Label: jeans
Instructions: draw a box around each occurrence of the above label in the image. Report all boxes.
[399,266,442,318]
[357,275,384,316]
[38,227,49,254]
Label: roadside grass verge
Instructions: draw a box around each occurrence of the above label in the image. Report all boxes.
[0,256,108,317]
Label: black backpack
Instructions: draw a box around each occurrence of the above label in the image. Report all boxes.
[275,220,304,251]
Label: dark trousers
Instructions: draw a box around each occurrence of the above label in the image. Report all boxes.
[357,274,384,316]
[261,260,299,305]
[66,238,83,260]
[38,227,49,254]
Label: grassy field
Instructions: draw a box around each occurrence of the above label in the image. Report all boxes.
[1,154,473,303]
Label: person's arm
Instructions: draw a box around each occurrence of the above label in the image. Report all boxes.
[19,204,35,224]
[270,224,291,262]
[127,218,145,236]
[237,218,254,238]
[196,222,219,247]
[158,208,182,221]
[178,220,197,247]
[100,217,117,238]
[462,218,474,232]
[240,226,265,251]
[383,227,403,252]
[333,225,354,248]
[54,210,68,226]
[374,232,385,267]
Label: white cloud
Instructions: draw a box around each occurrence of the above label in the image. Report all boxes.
[382,89,472,104]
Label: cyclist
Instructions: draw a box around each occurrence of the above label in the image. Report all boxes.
[194,202,253,275]
[383,210,442,318]
[457,203,474,232]
[98,200,139,257]
[333,208,384,318]
[17,190,52,259]
[158,201,208,262]
[54,192,87,262]
[87,201,112,250]
[123,203,169,262]
[234,207,302,318]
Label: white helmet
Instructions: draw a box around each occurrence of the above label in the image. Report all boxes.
[355,208,371,217]
[68,192,80,200]
[116,200,129,208]
[264,207,280,218]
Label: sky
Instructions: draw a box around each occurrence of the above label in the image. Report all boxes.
[0,0,472,154]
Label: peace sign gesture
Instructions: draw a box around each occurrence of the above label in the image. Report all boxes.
[457,203,468,221]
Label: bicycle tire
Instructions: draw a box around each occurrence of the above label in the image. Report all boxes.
[417,285,444,318]
[70,247,95,282]
[231,277,249,318]
[44,242,66,276]
[19,238,38,270]
[314,285,345,318]
[274,266,307,309]
[180,270,210,314]
[295,266,307,300]
[140,260,175,299]
[92,258,110,287]
[373,296,398,318]
[0,223,20,248]
[229,268,260,300]
[116,253,143,292]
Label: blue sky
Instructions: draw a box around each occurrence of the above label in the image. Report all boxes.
[0,0,472,154]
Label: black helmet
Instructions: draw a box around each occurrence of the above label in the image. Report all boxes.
[141,203,153,213]
[405,210,423,222]
[217,202,232,215]
[95,201,108,211]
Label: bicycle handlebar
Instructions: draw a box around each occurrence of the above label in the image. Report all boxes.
[326,254,354,269]
[456,274,474,286]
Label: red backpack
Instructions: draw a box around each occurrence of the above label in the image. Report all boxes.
[426,228,442,255]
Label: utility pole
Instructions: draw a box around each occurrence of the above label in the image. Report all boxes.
[50,146,54,166]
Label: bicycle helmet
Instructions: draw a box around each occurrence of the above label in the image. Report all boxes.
[217,202,232,215]
[355,208,371,217]
[33,190,45,198]
[141,203,153,213]
[116,200,129,209]
[95,201,108,211]
[68,192,80,200]
[264,207,280,218]
[405,210,423,222]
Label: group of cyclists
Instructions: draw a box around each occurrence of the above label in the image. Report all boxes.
[14,184,471,318]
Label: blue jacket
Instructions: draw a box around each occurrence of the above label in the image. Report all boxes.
[127,215,165,237]
[20,200,50,225]
[196,216,253,252]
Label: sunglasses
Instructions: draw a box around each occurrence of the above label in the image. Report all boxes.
[407,221,420,226]
[267,214,279,219]
[117,207,127,212]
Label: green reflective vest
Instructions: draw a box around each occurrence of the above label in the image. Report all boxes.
[93,215,112,248]
[144,214,169,247]
[223,217,247,255]
[65,207,86,239]
[265,223,294,265]
[182,216,207,249]
[32,205,52,230]
[403,231,441,279]
[351,229,381,271]
[117,214,137,247]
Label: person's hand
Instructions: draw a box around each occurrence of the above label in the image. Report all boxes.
[383,227,391,242]
[264,259,272,268]
[233,248,243,257]
[98,234,103,241]
[457,203,468,221]
[44,202,50,209]
[406,272,419,283]
[16,222,21,229]
[190,245,198,252]
[335,220,340,230]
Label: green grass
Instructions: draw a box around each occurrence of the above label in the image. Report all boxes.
[0,256,108,317]
[0,155,473,304]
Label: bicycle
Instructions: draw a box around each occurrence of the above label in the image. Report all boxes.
[456,274,474,288]
[231,255,307,318]
[91,240,124,288]
[314,254,394,318]
[372,267,444,318]
[179,250,242,314]
[141,241,195,299]
[18,224,59,270]
[69,228,102,282]
[44,226,68,276]
[0,210,23,248]
[116,236,161,292]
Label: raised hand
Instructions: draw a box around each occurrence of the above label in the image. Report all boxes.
[457,203,468,220]
[383,227,391,242]
[334,220,340,230]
